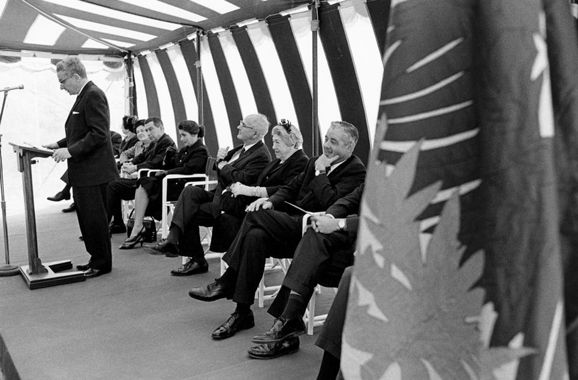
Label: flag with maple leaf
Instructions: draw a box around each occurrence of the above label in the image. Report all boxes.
[341,0,578,379]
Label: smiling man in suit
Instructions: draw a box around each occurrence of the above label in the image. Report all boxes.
[44,57,119,279]
[145,113,271,276]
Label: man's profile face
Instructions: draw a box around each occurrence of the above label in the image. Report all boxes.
[145,122,163,142]
[236,118,257,142]
[322,126,352,163]
[57,71,79,95]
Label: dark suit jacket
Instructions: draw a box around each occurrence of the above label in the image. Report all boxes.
[268,155,366,214]
[119,134,138,154]
[211,140,271,216]
[165,139,209,175]
[132,133,175,170]
[258,149,308,195]
[326,183,364,240]
[56,81,118,187]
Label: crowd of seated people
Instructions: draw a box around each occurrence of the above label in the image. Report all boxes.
[107,116,176,234]
[119,120,209,249]
[143,113,273,276]
[187,120,365,347]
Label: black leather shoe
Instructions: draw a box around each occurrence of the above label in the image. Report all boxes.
[47,191,70,202]
[189,279,227,301]
[144,240,178,257]
[84,268,111,278]
[62,203,76,213]
[109,224,126,234]
[171,258,208,276]
[211,311,255,340]
[248,336,300,360]
[76,262,91,271]
[251,316,306,344]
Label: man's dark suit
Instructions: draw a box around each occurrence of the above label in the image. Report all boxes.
[267,184,363,318]
[107,133,175,224]
[171,140,271,261]
[210,149,309,253]
[57,81,119,271]
[222,155,366,305]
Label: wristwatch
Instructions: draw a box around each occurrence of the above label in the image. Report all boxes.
[315,169,326,176]
[337,219,346,230]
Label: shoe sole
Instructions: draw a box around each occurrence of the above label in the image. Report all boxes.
[188,292,226,302]
[248,346,300,360]
[211,320,255,340]
[251,329,306,344]
[170,267,209,276]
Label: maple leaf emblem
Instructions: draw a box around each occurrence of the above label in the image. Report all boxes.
[341,141,534,380]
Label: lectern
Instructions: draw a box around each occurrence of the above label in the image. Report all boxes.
[10,143,85,289]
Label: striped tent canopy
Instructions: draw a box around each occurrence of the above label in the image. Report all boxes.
[132,0,388,160]
[0,0,390,161]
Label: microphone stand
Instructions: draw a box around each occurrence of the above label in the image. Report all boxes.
[0,90,19,276]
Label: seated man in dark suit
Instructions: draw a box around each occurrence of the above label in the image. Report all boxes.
[145,113,272,276]
[247,184,362,359]
[107,116,175,233]
[188,121,366,341]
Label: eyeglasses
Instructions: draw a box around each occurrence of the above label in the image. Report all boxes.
[239,120,254,130]
[59,76,72,84]
[278,119,292,134]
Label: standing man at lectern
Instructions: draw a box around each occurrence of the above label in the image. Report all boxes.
[43,57,119,279]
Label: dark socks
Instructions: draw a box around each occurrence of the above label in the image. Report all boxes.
[218,268,237,289]
[235,302,251,316]
[316,351,340,380]
[281,293,306,320]
[166,225,182,245]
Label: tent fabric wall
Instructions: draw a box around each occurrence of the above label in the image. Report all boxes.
[131,0,384,160]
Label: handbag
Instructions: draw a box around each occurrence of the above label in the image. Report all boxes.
[126,209,157,243]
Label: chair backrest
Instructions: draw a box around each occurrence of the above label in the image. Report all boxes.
[205,157,218,190]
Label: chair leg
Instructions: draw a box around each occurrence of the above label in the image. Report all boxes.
[306,292,316,335]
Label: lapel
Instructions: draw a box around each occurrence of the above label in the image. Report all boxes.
[65,81,90,127]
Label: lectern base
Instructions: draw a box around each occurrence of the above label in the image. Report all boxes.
[19,260,86,289]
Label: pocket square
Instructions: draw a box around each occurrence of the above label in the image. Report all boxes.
[72,111,79,115]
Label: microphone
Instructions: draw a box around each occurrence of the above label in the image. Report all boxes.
[0,85,24,92]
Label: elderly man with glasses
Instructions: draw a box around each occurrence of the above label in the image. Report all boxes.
[146,114,271,276]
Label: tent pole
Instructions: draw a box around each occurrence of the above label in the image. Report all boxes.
[196,30,204,126]
[126,54,136,117]
[312,0,320,157]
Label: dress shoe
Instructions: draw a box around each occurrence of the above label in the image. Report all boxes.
[144,240,178,257]
[83,268,111,278]
[47,191,70,202]
[248,336,300,360]
[211,311,255,340]
[62,203,76,213]
[251,316,306,344]
[109,223,126,234]
[188,279,227,302]
[76,262,91,271]
[171,258,208,276]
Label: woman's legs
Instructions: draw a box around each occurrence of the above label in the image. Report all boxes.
[128,186,149,238]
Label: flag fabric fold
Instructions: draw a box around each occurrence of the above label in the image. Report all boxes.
[342,0,578,378]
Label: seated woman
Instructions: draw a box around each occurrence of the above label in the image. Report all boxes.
[118,115,139,155]
[209,120,309,253]
[120,120,209,249]
[119,119,148,171]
